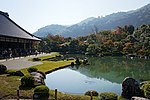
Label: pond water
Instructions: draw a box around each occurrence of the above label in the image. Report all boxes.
[45,56,150,95]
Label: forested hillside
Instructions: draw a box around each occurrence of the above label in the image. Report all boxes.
[34,3,150,37]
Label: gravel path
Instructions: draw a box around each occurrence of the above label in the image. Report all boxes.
[0,53,51,70]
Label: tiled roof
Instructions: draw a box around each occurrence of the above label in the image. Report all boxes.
[0,11,40,41]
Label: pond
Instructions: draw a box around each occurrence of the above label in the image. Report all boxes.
[45,56,150,95]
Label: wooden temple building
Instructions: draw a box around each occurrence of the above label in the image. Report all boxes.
[0,11,40,58]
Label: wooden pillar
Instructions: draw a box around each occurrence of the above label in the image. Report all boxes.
[55,89,57,100]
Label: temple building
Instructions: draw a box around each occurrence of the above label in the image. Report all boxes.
[0,11,40,57]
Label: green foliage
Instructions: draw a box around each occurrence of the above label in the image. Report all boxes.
[123,25,135,35]
[86,44,99,55]
[99,92,118,100]
[34,85,49,99]
[85,90,99,96]
[21,75,34,87]
[69,39,80,53]
[141,83,150,99]
[38,24,150,56]
[34,85,49,93]
[27,67,38,73]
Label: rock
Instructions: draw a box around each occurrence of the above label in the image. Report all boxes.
[66,57,75,61]
[83,59,88,65]
[0,64,7,74]
[37,71,46,79]
[15,71,24,76]
[132,96,149,100]
[121,77,143,99]
[30,72,45,85]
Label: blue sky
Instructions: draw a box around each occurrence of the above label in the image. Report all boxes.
[0,0,150,33]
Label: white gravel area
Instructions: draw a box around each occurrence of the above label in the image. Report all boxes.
[0,53,51,70]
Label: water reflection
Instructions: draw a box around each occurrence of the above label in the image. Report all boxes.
[45,56,150,94]
[77,56,150,83]
[46,68,121,94]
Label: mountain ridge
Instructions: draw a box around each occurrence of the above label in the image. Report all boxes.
[33,3,150,37]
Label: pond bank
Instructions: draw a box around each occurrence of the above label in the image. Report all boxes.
[45,64,72,74]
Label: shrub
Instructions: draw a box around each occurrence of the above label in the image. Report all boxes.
[85,90,99,96]
[21,75,34,87]
[34,85,49,93]
[27,67,38,73]
[0,64,7,74]
[99,92,118,100]
[141,83,150,99]
[32,58,41,61]
[33,85,49,99]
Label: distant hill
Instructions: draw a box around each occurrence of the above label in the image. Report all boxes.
[33,24,67,37]
[33,3,150,37]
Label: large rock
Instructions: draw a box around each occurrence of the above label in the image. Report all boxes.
[132,96,149,100]
[0,64,7,74]
[121,77,143,99]
[30,72,45,86]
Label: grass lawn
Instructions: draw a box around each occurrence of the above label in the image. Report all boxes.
[0,52,100,100]
[21,52,75,75]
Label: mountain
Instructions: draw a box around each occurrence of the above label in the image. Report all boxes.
[33,3,150,37]
[33,24,67,37]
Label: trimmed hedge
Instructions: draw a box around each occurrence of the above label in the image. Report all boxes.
[85,90,99,96]
[99,92,118,100]
[33,85,49,99]
[34,85,49,93]
[21,75,34,87]
[27,67,38,73]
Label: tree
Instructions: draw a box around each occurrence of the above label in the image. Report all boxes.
[86,44,99,55]
[123,25,135,35]
[68,39,79,53]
